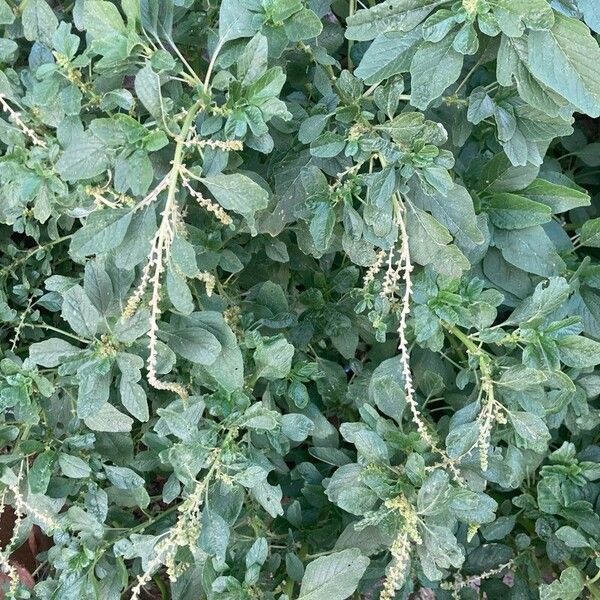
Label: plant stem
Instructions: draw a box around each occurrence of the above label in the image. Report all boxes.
[455,54,485,95]
[347,0,356,72]
[0,235,73,278]
[153,574,169,599]
[21,322,91,344]
[444,323,481,355]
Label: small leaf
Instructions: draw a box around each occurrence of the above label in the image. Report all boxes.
[135,64,163,120]
[580,218,600,248]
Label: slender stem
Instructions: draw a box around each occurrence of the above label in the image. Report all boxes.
[166,98,204,208]
[0,235,73,278]
[153,574,169,599]
[203,38,226,93]
[455,54,485,95]
[347,0,356,72]
[21,322,91,344]
[362,82,379,98]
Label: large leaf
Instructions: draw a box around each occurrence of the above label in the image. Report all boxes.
[494,226,565,277]
[520,179,590,213]
[346,0,443,41]
[298,549,370,600]
[158,318,222,365]
[410,34,464,110]
[70,209,133,257]
[202,173,269,233]
[528,13,600,117]
[486,193,552,230]
[355,28,422,84]
[56,133,109,181]
[22,0,58,46]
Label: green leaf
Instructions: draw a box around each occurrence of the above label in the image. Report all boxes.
[539,567,585,600]
[555,526,590,549]
[494,226,565,277]
[166,269,194,315]
[219,0,255,43]
[199,509,229,562]
[520,179,590,213]
[346,0,442,41]
[580,218,600,247]
[557,335,600,368]
[22,0,58,46]
[281,413,314,442]
[201,173,269,233]
[120,379,149,422]
[309,202,335,254]
[61,285,101,338]
[158,318,222,365]
[477,152,539,193]
[505,277,571,325]
[29,338,81,368]
[238,33,268,86]
[407,206,469,277]
[369,356,406,423]
[509,411,550,452]
[498,366,547,391]
[579,0,600,33]
[84,402,133,432]
[410,34,464,110]
[298,549,370,600]
[486,193,552,230]
[77,362,111,418]
[254,335,294,380]
[446,421,479,459]
[82,0,127,39]
[56,133,109,181]
[492,0,554,37]
[412,183,484,244]
[355,28,422,84]
[310,132,346,158]
[419,523,464,580]
[70,209,133,257]
[417,470,449,515]
[58,453,91,478]
[284,8,322,42]
[528,13,600,117]
[298,114,332,145]
[184,312,244,391]
[29,450,56,494]
[104,465,145,489]
[135,64,163,120]
[0,0,15,25]
[250,479,284,517]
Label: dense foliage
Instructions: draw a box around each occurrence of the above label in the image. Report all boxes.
[2,0,600,598]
